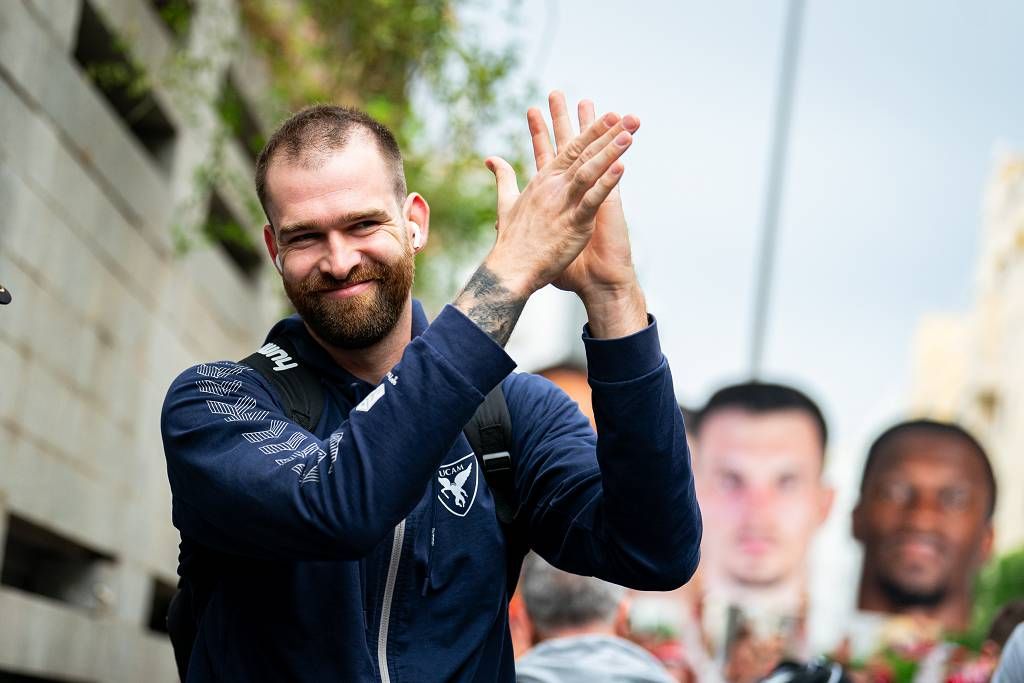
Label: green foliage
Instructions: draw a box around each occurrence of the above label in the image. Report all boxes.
[155,0,194,41]
[82,0,527,296]
[240,0,529,302]
[953,545,1024,649]
[882,650,919,683]
[216,79,266,161]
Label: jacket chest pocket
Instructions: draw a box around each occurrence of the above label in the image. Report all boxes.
[416,450,507,595]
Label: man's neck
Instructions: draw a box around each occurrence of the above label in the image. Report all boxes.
[306,299,414,385]
[537,622,617,643]
[857,571,972,632]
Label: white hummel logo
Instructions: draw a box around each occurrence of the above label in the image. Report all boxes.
[355,384,386,412]
[386,371,398,386]
[257,342,299,372]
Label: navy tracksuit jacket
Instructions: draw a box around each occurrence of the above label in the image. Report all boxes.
[161,301,702,681]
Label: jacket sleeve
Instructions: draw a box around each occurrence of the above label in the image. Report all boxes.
[507,316,702,591]
[161,306,515,562]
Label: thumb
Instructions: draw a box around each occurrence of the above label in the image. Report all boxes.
[485,156,519,217]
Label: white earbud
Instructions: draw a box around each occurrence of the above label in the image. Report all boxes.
[274,252,283,273]
[410,222,422,249]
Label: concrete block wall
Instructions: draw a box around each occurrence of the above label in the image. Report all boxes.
[0,0,280,679]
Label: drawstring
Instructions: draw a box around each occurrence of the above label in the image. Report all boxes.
[421,479,438,596]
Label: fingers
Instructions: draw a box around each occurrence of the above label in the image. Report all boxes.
[579,129,632,192]
[578,99,596,129]
[575,162,625,223]
[548,91,575,152]
[527,108,555,171]
[485,156,520,218]
[568,125,634,201]
[572,113,640,170]
[554,110,620,169]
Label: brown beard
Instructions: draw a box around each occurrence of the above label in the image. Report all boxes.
[284,249,414,350]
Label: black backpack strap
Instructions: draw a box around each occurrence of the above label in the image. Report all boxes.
[166,337,325,681]
[464,383,530,594]
[463,385,517,526]
[240,337,324,432]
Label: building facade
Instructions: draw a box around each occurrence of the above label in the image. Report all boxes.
[0,1,280,679]
[910,152,1024,553]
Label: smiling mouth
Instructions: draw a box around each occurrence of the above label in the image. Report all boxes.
[896,538,943,559]
[320,279,377,298]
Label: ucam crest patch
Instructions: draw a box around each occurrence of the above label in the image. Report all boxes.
[437,452,478,517]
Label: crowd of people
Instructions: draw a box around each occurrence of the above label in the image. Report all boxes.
[508,381,1022,682]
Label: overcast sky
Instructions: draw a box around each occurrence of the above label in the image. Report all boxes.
[481,0,1024,464]
[473,0,1024,616]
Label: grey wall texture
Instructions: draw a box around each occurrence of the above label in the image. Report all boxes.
[0,1,280,680]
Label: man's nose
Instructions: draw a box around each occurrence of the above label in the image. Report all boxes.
[903,493,943,532]
[745,485,778,511]
[320,232,361,280]
[739,486,780,525]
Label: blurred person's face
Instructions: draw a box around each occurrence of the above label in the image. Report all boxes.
[262,137,425,349]
[853,430,993,610]
[694,408,833,588]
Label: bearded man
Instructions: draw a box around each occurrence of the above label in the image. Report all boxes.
[160,92,701,682]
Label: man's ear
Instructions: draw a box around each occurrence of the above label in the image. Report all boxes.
[402,193,430,251]
[263,225,279,271]
[852,499,866,543]
[817,485,836,528]
[979,522,995,565]
[614,598,632,638]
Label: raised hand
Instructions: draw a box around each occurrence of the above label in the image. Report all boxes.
[527,91,648,338]
[455,103,636,345]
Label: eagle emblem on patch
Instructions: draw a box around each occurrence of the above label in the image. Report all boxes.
[437,452,478,517]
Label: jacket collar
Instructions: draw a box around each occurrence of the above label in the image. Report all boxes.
[264,298,428,389]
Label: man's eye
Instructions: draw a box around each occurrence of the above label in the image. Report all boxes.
[719,472,743,492]
[777,474,798,491]
[940,488,971,510]
[288,233,316,243]
[353,220,379,231]
[878,482,912,505]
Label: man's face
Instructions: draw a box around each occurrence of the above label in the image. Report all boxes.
[854,431,993,608]
[694,408,831,588]
[263,137,415,349]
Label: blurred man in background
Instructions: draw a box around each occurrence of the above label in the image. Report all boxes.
[623,383,833,681]
[992,603,1024,683]
[853,419,996,632]
[690,382,834,658]
[517,554,676,683]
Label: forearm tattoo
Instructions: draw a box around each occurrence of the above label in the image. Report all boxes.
[454,265,526,347]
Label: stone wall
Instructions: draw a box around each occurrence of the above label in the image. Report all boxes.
[0,1,279,679]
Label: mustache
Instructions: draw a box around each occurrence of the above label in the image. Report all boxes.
[297,264,386,294]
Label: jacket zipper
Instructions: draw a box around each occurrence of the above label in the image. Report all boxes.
[378,519,405,683]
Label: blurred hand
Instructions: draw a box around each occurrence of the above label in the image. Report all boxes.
[725,632,785,683]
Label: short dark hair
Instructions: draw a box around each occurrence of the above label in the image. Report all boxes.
[255,104,406,228]
[988,600,1024,648]
[860,419,997,518]
[694,381,828,451]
